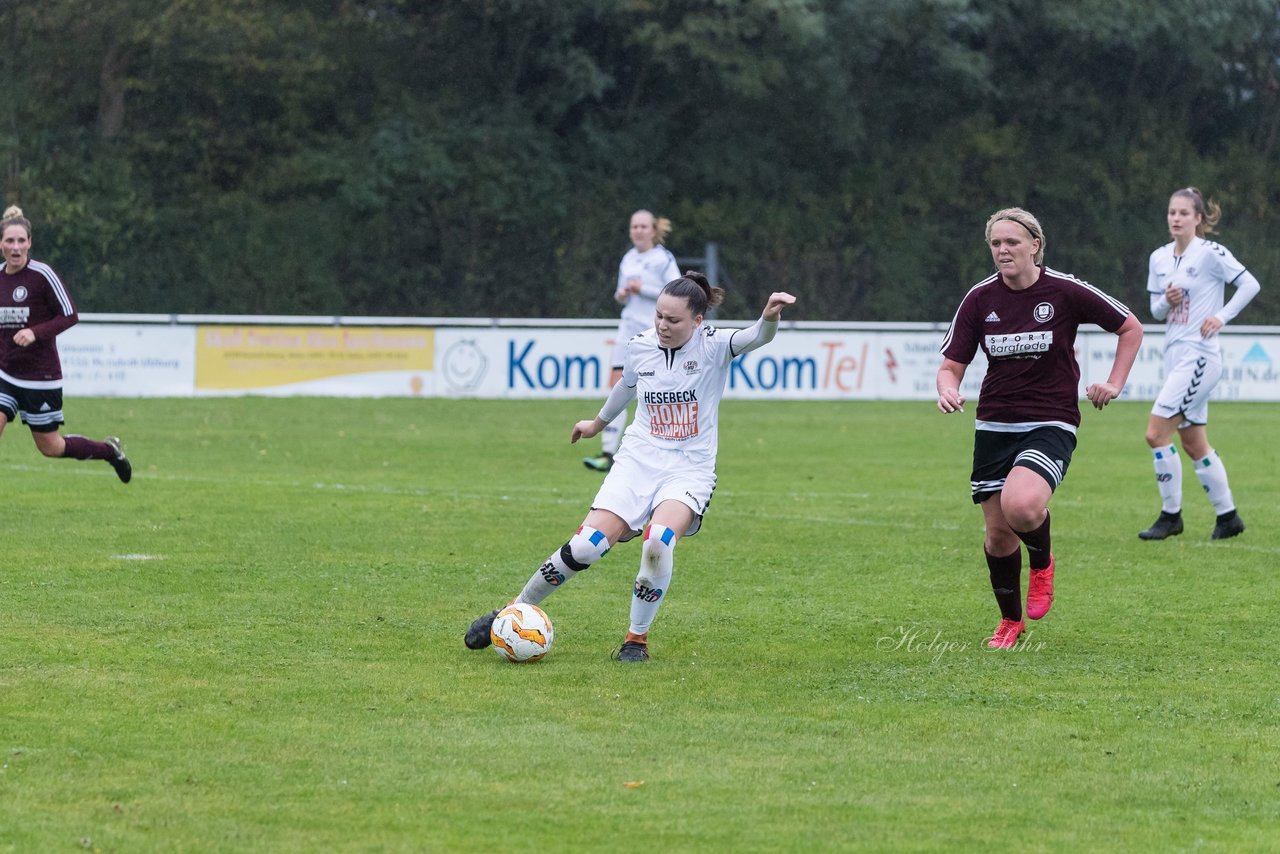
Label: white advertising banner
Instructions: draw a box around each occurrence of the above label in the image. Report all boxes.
[60,324,196,397]
[53,319,1280,401]
[1085,330,1280,402]
[434,325,1280,402]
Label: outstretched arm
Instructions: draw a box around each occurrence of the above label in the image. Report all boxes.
[572,380,636,443]
[1085,312,1143,410]
[729,292,797,356]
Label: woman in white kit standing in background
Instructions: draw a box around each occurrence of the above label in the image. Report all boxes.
[1138,187,1261,541]
[582,209,681,472]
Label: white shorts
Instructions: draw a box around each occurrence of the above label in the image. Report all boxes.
[1151,347,1221,427]
[591,441,716,539]
[611,317,651,368]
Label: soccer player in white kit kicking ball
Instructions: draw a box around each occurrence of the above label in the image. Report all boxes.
[1138,187,1261,541]
[466,272,796,662]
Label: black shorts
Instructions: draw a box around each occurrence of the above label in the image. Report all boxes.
[0,376,65,433]
[970,427,1076,504]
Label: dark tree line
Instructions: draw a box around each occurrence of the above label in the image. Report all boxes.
[3,0,1278,321]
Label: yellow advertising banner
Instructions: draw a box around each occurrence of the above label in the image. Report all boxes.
[196,326,435,389]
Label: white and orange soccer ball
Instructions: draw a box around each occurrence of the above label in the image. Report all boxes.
[490,602,554,662]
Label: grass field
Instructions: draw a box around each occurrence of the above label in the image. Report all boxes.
[1,397,1277,852]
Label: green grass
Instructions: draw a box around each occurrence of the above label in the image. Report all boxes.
[1,397,1277,852]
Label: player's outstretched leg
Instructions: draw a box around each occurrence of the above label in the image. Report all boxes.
[517,526,610,604]
[58,434,132,484]
[464,609,500,649]
[465,526,611,651]
[104,436,132,483]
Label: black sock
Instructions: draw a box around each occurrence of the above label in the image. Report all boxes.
[1016,510,1052,571]
[985,547,1022,621]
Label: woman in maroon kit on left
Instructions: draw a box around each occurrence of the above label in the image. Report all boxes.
[0,206,131,482]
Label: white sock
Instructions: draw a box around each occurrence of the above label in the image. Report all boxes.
[629,524,675,636]
[518,526,610,605]
[601,409,626,456]
[1151,444,1182,513]
[1193,449,1236,515]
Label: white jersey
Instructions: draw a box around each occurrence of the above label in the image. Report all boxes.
[617,245,680,326]
[1147,237,1249,356]
[615,323,740,463]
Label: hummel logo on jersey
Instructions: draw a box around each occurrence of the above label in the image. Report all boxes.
[638,370,655,377]
[985,312,1001,322]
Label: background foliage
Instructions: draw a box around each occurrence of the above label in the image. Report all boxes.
[3,0,1278,321]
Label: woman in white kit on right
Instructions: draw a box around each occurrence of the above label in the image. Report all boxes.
[1138,187,1261,541]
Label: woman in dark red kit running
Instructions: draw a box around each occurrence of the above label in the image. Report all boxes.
[0,206,131,482]
[936,207,1142,648]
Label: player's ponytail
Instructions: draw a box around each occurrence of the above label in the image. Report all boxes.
[662,270,725,317]
[1,205,31,239]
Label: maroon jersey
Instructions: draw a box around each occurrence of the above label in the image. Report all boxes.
[0,260,78,386]
[940,266,1130,430]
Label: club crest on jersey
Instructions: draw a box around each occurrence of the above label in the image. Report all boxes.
[1033,302,1054,323]
[11,286,27,302]
[682,360,699,375]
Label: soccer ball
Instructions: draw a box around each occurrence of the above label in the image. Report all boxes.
[490,602,554,662]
